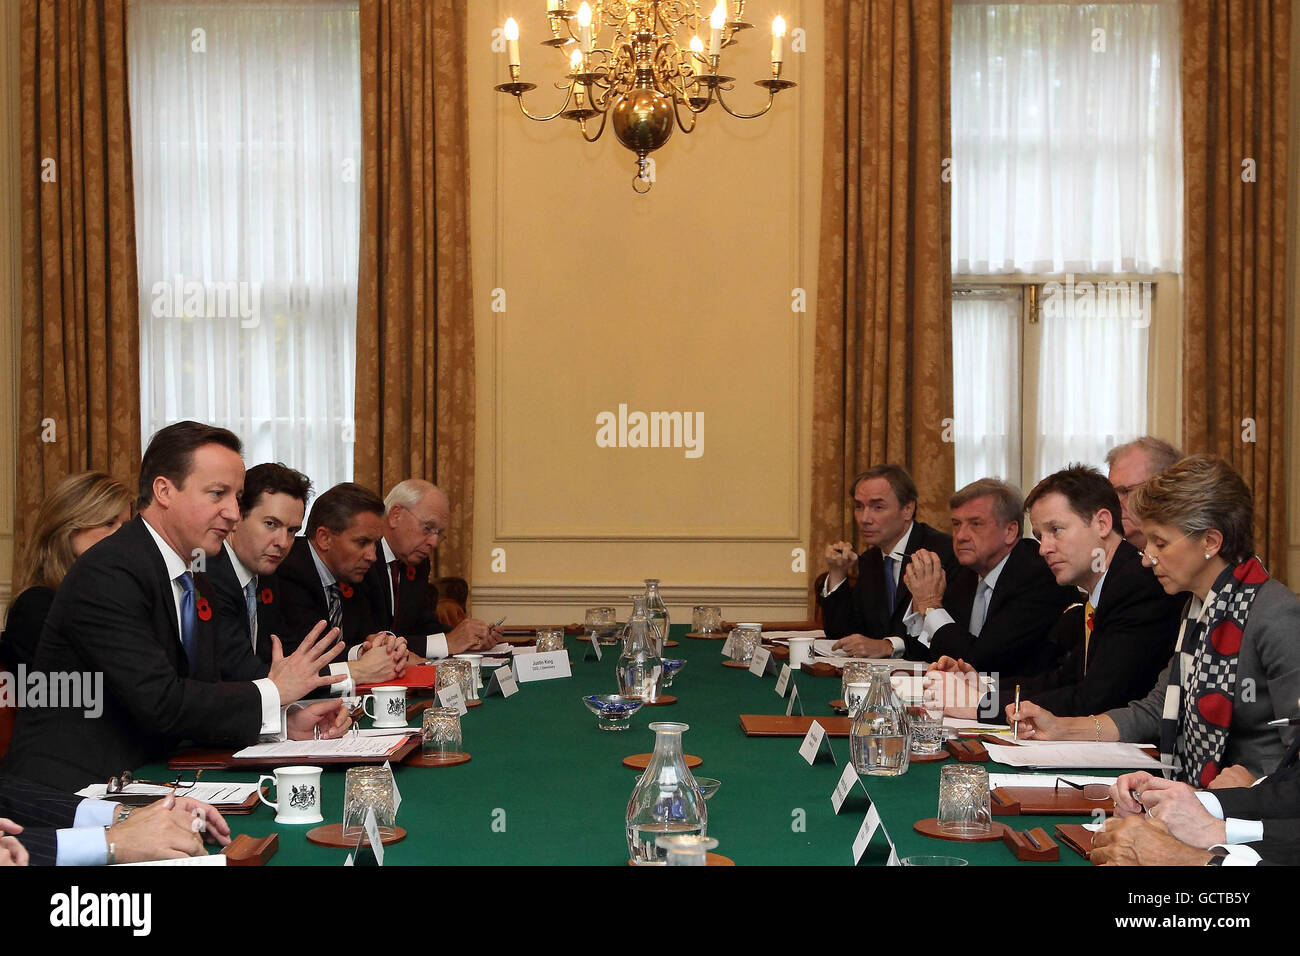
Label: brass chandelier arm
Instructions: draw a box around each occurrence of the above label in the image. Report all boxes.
[669,91,700,134]
[513,85,579,122]
[715,83,776,120]
[577,107,611,143]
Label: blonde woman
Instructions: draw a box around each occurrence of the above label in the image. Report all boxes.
[1,472,132,670]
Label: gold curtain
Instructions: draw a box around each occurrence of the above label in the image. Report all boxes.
[1182,0,1290,581]
[16,0,140,549]
[355,0,475,578]
[811,0,953,609]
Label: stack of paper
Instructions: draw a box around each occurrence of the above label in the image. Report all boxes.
[232,734,411,760]
[985,741,1162,769]
[77,782,263,805]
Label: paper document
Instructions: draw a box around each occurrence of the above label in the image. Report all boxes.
[77,782,262,805]
[353,728,417,738]
[985,742,1162,769]
[988,773,1120,789]
[233,734,410,760]
[765,630,826,644]
[116,854,229,867]
[943,717,1011,733]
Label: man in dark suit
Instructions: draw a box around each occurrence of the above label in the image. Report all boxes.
[276,482,406,694]
[359,478,498,660]
[900,478,1076,671]
[1105,435,1183,553]
[930,465,1184,720]
[2,421,352,791]
[820,464,957,658]
[0,773,229,865]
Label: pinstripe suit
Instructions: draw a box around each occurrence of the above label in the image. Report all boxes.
[0,773,97,866]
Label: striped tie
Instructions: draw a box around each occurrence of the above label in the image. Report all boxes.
[244,578,259,651]
[176,572,198,663]
[327,584,343,629]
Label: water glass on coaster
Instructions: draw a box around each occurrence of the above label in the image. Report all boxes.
[362,685,408,728]
[342,765,397,840]
[436,659,473,702]
[937,764,993,836]
[907,694,945,755]
[536,627,566,653]
[422,706,463,757]
[452,653,484,698]
[256,765,324,825]
[691,605,722,636]
[841,660,873,702]
[730,623,762,662]
[585,606,618,644]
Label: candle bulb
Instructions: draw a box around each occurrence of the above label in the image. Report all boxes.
[689,35,706,81]
[771,15,785,64]
[709,2,725,56]
[547,0,560,11]
[504,17,520,69]
[577,2,593,53]
[569,47,585,105]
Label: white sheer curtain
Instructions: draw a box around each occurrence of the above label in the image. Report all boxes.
[952,1,1183,274]
[129,1,360,490]
[951,2,1179,489]
[952,291,1020,489]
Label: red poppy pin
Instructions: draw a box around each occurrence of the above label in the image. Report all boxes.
[406,564,417,581]
[196,597,213,621]
[339,582,354,599]
[260,587,274,606]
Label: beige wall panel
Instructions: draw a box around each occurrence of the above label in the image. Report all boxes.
[470,2,821,622]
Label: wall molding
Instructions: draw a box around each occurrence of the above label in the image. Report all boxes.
[471,583,809,621]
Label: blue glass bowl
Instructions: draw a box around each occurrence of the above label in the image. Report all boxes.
[662,658,687,687]
[694,776,721,800]
[582,694,644,731]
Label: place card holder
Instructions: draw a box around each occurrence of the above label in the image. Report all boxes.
[1054,824,1096,860]
[221,833,279,866]
[1002,826,1058,862]
[990,788,1021,816]
[945,738,989,762]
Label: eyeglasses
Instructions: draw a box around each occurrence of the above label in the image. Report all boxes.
[1141,531,1190,566]
[402,507,445,539]
[106,770,203,801]
[1054,777,1110,800]
[1111,481,1146,499]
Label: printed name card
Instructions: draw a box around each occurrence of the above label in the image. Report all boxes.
[799,719,826,765]
[749,646,772,677]
[721,633,736,657]
[775,664,791,697]
[513,651,573,683]
[364,807,385,867]
[485,668,519,698]
[383,760,402,816]
[852,804,881,865]
[831,762,861,814]
[584,633,603,662]
[784,683,803,717]
[436,682,467,716]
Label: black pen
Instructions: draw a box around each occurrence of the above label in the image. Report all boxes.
[1267,716,1300,727]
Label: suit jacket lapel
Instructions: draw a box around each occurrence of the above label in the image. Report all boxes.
[134,517,185,668]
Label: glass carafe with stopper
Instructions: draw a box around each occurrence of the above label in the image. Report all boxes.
[625,721,708,864]
[617,593,662,703]
[643,578,670,655]
[849,663,910,776]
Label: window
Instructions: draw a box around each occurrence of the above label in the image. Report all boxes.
[950,1,1182,489]
[129,1,361,490]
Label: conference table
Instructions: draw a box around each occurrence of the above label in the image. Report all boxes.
[141,624,1099,865]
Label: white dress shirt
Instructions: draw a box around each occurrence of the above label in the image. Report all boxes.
[904,545,1015,650]
[140,518,281,734]
[224,541,258,652]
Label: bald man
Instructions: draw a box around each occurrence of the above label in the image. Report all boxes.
[358,479,499,659]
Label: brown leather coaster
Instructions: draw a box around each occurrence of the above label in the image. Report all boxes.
[306,824,407,848]
[909,750,951,763]
[722,660,751,669]
[643,695,678,706]
[685,632,727,640]
[404,751,472,767]
[912,817,1009,842]
[625,853,734,866]
[623,752,703,770]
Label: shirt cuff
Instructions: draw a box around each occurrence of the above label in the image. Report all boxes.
[921,608,956,647]
[347,644,363,662]
[900,602,923,640]
[57,827,110,867]
[885,637,905,658]
[1224,817,1264,845]
[425,634,449,659]
[1194,791,1225,820]
[1212,844,1262,866]
[74,799,119,829]
[253,678,282,734]
[328,663,355,696]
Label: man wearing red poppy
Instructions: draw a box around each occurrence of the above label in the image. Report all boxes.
[359,478,498,662]
[4,422,352,792]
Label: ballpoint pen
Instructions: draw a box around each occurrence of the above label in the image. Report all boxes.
[1013,685,1021,742]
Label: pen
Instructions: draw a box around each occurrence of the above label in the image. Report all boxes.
[1013,685,1021,742]
[1268,716,1300,727]
[1025,829,1042,850]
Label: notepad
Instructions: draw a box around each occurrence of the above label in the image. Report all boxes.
[232,734,410,760]
[77,782,262,805]
[988,773,1120,789]
[985,742,1162,769]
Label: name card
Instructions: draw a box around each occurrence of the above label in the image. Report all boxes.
[364,806,385,867]
[799,719,827,765]
[485,668,519,698]
[749,646,772,677]
[436,682,467,716]
[383,760,402,816]
[775,664,792,697]
[784,682,804,717]
[585,633,603,662]
[886,845,901,867]
[852,804,881,865]
[513,650,573,683]
[831,762,861,814]
[721,633,736,657]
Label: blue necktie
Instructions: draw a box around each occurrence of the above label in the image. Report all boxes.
[883,555,897,610]
[176,571,199,662]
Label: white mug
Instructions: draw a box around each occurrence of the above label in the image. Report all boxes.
[453,653,484,700]
[363,685,408,728]
[787,636,815,670]
[845,681,871,715]
[256,765,324,825]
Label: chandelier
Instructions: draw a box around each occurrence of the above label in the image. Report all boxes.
[495,1,796,193]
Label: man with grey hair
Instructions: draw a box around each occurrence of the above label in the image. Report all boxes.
[358,479,498,659]
[902,478,1075,670]
[1105,436,1183,552]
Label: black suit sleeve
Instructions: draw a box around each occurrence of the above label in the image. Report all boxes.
[1254,819,1300,865]
[818,576,866,641]
[0,774,86,828]
[1214,777,1300,821]
[63,557,262,744]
